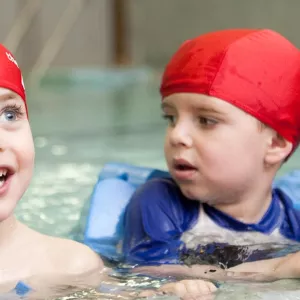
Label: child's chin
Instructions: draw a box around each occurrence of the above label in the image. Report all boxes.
[0,204,15,222]
[180,187,202,201]
[180,186,216,204]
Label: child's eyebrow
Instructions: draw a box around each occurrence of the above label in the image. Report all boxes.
[162,102,224,115]
[194,106,224,115]
[161,102,174,110]
[0,91,19,102]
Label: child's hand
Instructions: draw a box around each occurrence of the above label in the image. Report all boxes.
[138,279,217,300]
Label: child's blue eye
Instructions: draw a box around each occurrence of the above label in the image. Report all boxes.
[0,105,24,122]
[4,111,17,121]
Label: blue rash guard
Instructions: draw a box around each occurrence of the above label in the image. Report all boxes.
[122,178,300,268]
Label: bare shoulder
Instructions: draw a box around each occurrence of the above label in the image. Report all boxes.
[41,234,104,275]
[10,223,106,294]
[60,238,104,273]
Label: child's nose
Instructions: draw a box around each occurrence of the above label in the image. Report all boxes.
[0,139,6,151]
[0,132,10,152]
[169,123,193,148]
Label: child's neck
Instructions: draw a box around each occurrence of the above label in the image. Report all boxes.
[213,187,273,224]
[0,216,18,244]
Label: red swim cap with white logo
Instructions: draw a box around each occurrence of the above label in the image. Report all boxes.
[0,44,26,109]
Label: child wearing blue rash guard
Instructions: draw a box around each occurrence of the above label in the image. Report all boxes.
[123,29,300,299]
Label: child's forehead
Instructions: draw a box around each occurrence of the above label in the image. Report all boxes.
[0,88,23,102]
[162,93,238,113]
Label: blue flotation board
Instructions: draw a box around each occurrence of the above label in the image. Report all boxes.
[273,169,300,210]
[83,162,170,262]
[83,162,300,261]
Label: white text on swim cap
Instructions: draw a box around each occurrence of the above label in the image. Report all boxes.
[6,52,19,68]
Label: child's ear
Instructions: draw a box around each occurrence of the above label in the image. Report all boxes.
[265,132,293,165]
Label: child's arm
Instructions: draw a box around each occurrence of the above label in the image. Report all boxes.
[229,251,300,280]
[133,253,300,283]
[133,253,300,299]
[154,252,300,281]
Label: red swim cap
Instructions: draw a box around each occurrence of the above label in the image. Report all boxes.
[160,29,300,150]
[0,44,26,105]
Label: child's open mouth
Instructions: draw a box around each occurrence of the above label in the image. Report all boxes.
[172,159,197,181]
[0,167,13,189]
[175,164,196,171]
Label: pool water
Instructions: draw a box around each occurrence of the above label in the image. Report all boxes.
[16,68,166,237]
[13,68,300,299]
